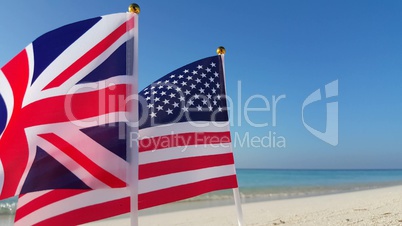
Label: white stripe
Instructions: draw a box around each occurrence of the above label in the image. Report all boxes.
[15,188,129,226]
[139,165,236,194]
[139,145,232,165]
[63,75,132,95]
[17,190,53,208]
[139,121,230,139]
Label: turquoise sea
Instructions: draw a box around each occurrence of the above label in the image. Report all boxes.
[1,169,402,223]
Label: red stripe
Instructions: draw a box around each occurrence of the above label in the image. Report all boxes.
[139,153,235,179]
[43,18,134,90]
[0,50,30,199]
[139,131,231,152]
[22,84,129,128]
[39,133,126,188]
[138,175,238,210]
[34,196,130,226]
[15,190,86,221]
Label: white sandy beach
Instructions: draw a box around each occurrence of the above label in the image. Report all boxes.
[84,185,402,226]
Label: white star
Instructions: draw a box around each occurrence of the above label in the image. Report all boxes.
[201,73,206,78]
[192,70,198,75]
[213,100,217,105]
[218,107,223,112]
[176,87,181,92]
[166,108,173,115]
[154,97,160,102]
[167,86,172,90]
[214,72,219,77]
[194,94,200,99]
[170,74,175,78]
[211,62,216,67]
[188,99,194,105]
[208,105,213,111]
[204,82,210,88]
[202,99,208,105]
[173,102,179,108]
[164,80,169,83]
[216,83,220,88]
[163,99,169,104]
[158,85,163,89]
[178,74,184,79]
[206,67,211,72]
[146,96,151,100]
[169,93,176,98]
[172,80,178,84]
[160,91,166,96]
[157,81,162,84]
[209,77,214,82]
[181,81,187,86]
[144,87,149,91]
[151,86,155,90]
[147,103,154,108]
[150,112,157,118]
[207,93,212,99]
[196,78,201,83]
[182,106,189,112]
[187,76,193,80]
[196,105,202,111]
[190,84,196,89]
[199,88,205,93]
[183,69,189,73]
[179,96,185,101]
[185,90,191,95]
[211,88,216,94]
[144,91,149,95]
[152,91,157,95]
[217,95,221,100]
[156,105,163,111]
[197,65,203,69]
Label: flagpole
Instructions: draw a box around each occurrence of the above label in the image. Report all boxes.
[217,46,244,226]
[128,3,140,226]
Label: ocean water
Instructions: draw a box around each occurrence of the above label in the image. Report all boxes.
[1,169,402,221]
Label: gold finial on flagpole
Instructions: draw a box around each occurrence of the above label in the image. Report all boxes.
[128,3,140,14]
[217,46,226,55]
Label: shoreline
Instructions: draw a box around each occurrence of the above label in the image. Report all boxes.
[84,184,402,226]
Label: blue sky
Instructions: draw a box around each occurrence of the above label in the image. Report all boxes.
[1,1,401,169]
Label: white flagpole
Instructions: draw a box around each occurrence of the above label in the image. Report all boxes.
[127,4,140,226]
[233,188,244,226]
[217,47,244,226]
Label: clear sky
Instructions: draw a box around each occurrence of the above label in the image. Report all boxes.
[1,0,401,169]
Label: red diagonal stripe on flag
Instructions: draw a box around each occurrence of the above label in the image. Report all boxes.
[43,19,134,90]
[38,133,126,188]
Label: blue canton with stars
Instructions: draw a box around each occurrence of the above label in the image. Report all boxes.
[138,55,228,129]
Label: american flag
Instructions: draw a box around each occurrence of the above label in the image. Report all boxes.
[0,13,137,200]
[14,55,238,225]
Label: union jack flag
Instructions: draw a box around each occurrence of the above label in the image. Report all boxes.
[0,13,137,200]
[14,55,239,225]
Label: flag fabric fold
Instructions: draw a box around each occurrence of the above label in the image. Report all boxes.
[0,12,137,200]
[14,55,238,225]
